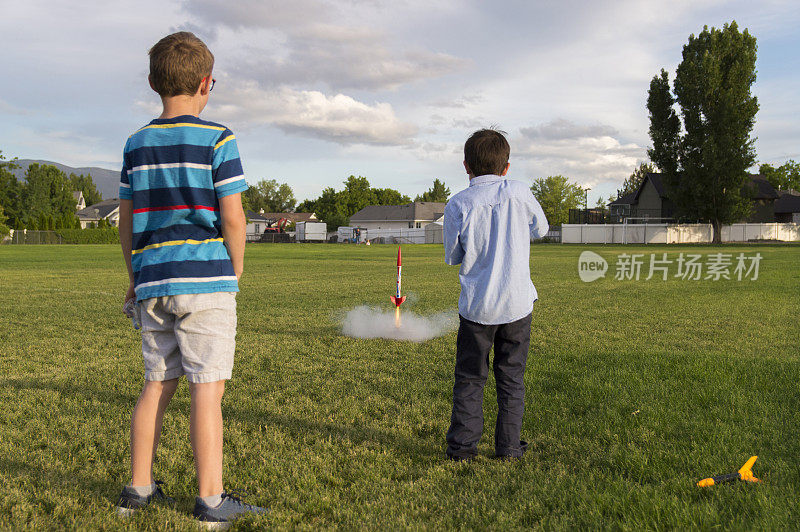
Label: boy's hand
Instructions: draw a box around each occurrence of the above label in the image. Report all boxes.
[124,282,135,304]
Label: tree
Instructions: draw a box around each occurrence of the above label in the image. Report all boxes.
[414,179,450,203]
[0,151,24,228]
[618,162,655,197]
[295,198,316,214]
[530,175,585,226]
[373,188,411,206]
[242,179,296,213]
[648,21,759,243]
[59,211,78,230]
[22,164,76,228]
[594,196,607,209]
[68,173,102,206]
[0,204,9,237]
[759,160,800,191]
[313,187,349,231]
[299,176,414,230]
[339,176,377,216]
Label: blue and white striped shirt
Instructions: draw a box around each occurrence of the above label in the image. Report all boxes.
[444,174,549,325]
[119,115,248,301]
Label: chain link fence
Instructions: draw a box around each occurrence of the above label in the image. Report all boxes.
[7,230,63,244]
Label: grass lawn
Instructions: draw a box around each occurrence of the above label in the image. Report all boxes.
[0,243,798,530]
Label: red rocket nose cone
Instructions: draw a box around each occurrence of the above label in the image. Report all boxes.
[397,246,402,266]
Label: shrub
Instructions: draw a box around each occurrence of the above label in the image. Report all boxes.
[54,228,120,244]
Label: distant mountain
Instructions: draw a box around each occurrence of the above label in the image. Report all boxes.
[9,159,120,200]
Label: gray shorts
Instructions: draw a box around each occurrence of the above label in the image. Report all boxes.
[138,292,237,383]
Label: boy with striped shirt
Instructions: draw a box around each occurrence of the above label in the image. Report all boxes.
[116,32,265,526]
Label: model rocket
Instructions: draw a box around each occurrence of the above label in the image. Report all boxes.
[390,246,406,308]
[697,456,760,487]
[390,246,406,327]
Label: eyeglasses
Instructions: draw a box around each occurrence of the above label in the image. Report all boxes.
[204,77,216,92]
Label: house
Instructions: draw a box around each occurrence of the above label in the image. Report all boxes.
[608,192,636,219]
[76,198,120,228]
[774,190,800,223]
[73,191,86,211]
[611,173,780,223]
[746,176,781,222]
[245,210,317,235]
[349,202,446,230]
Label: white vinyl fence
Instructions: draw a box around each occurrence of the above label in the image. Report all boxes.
[562,223,800,244]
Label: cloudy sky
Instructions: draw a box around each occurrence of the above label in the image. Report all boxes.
[1,0,798,204]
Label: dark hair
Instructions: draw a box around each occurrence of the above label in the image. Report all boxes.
[149,32,214,97]
[464,129,510,176]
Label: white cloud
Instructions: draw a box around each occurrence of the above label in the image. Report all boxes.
[182,0,465,91]
[0,98,30,116]
[429,93,485,109]
[514,119,646,185]
[521,118,618,141]
[230,38,465,92]
[210,82,417,146]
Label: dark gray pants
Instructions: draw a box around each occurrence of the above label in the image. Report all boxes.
[446,313,532,459]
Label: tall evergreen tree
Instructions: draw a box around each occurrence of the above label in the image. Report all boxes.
[648,21,758,242]
[414,179,450,203]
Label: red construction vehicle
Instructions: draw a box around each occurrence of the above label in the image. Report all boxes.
[263,218,289,233]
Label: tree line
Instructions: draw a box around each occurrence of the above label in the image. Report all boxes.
[247,176,451,230]
[0,152,103,234]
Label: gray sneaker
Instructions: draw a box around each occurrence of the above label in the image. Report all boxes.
[193,491,268,529]
[115,481,174,516]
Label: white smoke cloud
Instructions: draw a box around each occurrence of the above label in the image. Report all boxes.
[341,306,457,342]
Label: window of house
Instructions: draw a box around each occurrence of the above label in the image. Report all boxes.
[416,222,421,228]
[254,224,260,232]
[408,222,413,228]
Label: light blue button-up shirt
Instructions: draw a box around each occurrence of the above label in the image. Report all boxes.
[443,174,549,325]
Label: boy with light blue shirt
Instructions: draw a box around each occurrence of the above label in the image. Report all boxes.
[443,128,549,461]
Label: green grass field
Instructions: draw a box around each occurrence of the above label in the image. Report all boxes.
[1,243,798,530]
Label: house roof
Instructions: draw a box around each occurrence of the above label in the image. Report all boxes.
[774,189,800,214]
[349,202,446,222]
[246,211,317,223]
[747,176,780,200]
[72,191,84,201]
[609,192,637,206]
[633,173,666,202]
[631,173,778,202]
[77,198,120,220]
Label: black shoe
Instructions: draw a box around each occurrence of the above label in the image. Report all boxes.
[115,481,174,517]
[494,440,528,461]
[193,490,268,529]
